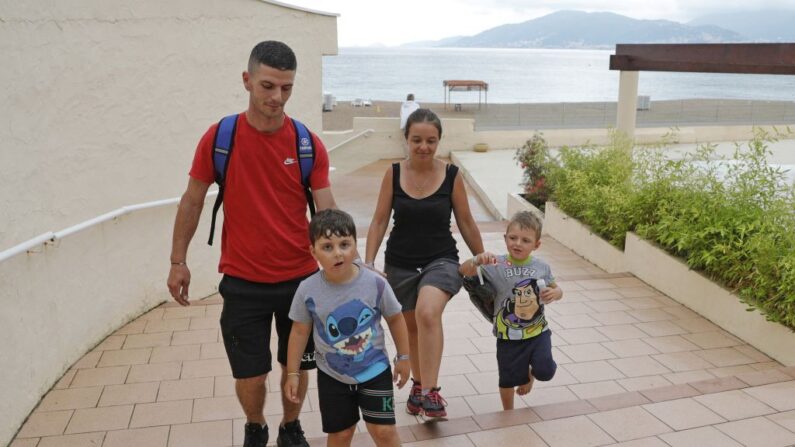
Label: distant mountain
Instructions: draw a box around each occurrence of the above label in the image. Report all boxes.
[405,10,743,49]
[401,36,466,48]
[688,10,795,42]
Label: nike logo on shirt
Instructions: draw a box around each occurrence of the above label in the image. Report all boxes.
[283,158,296,165]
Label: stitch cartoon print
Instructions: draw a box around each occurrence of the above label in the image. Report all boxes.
[307,297,389,382]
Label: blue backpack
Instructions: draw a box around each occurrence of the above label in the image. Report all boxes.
[207,114,316,245]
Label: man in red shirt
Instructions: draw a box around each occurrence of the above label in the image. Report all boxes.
[167,41,335,447]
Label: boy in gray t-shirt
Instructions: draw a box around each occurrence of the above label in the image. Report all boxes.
[460,211,563,411]
[285,209,410,446]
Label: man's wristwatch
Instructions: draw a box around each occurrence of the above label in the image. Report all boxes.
[393,354,410,364]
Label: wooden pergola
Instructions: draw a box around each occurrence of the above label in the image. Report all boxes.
[608,43,795,136]
[443,80,488,110]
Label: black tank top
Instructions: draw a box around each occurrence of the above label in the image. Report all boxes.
[385,162,460,269]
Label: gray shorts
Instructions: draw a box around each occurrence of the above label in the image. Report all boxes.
[384,258,463,311]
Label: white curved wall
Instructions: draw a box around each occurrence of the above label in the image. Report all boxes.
[0,0,337,250]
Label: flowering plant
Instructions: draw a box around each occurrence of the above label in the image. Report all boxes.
[514,133,555,210]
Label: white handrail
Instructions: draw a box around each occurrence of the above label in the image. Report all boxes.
[327,128,374,152]
[0,190,219,264]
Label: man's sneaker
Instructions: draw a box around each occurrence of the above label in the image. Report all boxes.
[406,379,423,415]
[243,422,268,447]
[277,419,309,447]
[421,387,447,419]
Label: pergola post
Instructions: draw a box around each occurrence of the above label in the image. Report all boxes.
[616,70,639,138]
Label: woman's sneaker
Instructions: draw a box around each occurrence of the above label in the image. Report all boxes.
[421,387,447,419]
[406,379,423,415]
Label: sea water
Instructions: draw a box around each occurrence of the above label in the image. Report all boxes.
[323,47,795,104]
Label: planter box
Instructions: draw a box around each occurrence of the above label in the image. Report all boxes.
[544,202,628,274]
[507,193,545,230]
[625,233,795,366]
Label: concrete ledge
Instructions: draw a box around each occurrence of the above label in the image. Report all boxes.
[544,202,628,273]
[625,232,795,366]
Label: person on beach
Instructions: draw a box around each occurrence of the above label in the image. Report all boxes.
[460,211,563,410]
[285,209,410,447]
[365,108,485,419]
[399,93,420,130]
[167,41,336,447]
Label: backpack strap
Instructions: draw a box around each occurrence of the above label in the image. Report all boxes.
[291,118,316,217]
[207,114,239,245]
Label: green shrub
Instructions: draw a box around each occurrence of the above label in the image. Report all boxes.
[545,129,795,329]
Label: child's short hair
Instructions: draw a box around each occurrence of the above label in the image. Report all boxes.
[309,209,357,244]
[508,211,543,239]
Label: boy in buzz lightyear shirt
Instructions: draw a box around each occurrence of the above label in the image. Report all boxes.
[460,211,563,410]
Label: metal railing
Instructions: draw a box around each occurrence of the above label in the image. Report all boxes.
[0,191,219,263]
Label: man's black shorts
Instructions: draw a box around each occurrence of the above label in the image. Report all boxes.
[317,367,396,433]
[218,274,316,379]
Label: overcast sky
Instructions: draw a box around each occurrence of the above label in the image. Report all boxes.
[285,0,795,47]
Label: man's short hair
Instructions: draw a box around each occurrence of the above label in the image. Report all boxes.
[248,40,297,72]
[309,209,357,244]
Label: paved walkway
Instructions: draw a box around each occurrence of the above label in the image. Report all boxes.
[10,159,795,447]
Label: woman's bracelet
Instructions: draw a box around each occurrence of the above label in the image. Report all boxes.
[170,261,186,266]
[286,372,301,377]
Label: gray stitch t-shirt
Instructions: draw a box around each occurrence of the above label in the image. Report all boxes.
[479,255,555,340]
[289,266,402,385]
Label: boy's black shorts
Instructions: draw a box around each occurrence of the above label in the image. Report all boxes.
[317,367,396,433]
[497,330,556,388]
[219,274,316,379]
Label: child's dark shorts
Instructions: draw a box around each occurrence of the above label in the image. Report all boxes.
[218,274,316,379]
[317,367,396,433]
[384,258,462,311]
[496,330,557,388]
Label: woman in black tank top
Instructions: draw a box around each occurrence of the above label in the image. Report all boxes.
[364,109,485,418]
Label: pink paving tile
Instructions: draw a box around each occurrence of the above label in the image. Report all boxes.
[554,328,609,344]
[189,316,221,330]
[467,425,548,446]
[64,405,133,434]
[642,336,699,354]
[168,420,232,447]
[716,416,795,447]
[767,409,795,432]
[192,395,245,422]
[37,432,105,447]
[640,384,700,403]
[54,369,76,389]
[404,434,476,446]
[559,343,617,362]
[16,410,73,437]
[157,377,214,401]
[585,300,631,312]
[464,392,524,415]
[569,380,627,400]
[554,314,601,329]
[9,439,40,447]
[98,382,159,407]
[634,321,687,337]
[588,406,671,441]
[596,325,648,341]
[439,354,481,375]
[149,344,201,364]
[180,358,232,379]
[670,316,719,332]
[199,342,227,360]
[590,311,640,326]
[465,371,501,394]
[163,306,207,320]
[409,416,479,441]
[692,348,755,368]
[172,329,219,346]
[71,366,129,387]
[115,319,147,335]
[71,351,102,369]
[608,356,671,378]
[617,376,672,392]
[615,286,659,298]
[659,426,743,447]
[129,400,193,428]
[97,336,126,351]
[695,390,776,420]
[122,332,172,349]
[144,318,190,333]
[602,339,659,358]
[650,352,714,372]
[732,344,773,363]
[742,380,795,411]
[663,370,715,385]
[682,331,742,349]
[37,387,102,411]
[736,368,793,386]
[521,386,579,407]
[642,398,725,430]
[126,362,182,383]
[531,415,614,447]
[564,361,625,383]
[624,309,674,323]
[532,399,597,420]
[97,348,151,367]
[708,365,757,378]
[588,391,651,412]
[688,376,746,394]
[472,407,540,430]
[103,426,169,447]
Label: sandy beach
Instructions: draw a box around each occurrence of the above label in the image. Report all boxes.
[322,99,795,131]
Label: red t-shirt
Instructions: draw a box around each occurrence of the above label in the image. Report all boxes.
[190,113,330,283]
